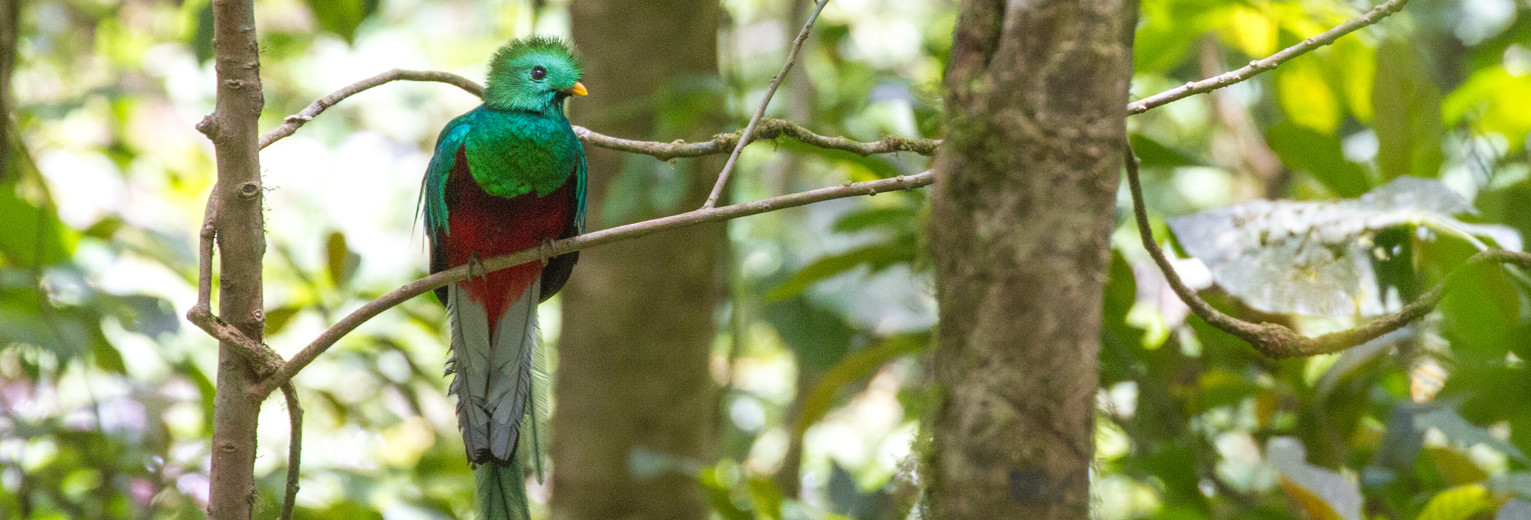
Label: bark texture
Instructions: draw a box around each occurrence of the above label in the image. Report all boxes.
[554,2,724,519]
[925,0,1137,517]
[205,0,267,519]
[2,0,18,177]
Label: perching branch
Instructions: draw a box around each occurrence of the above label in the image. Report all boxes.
[257,69,937,159]
[702,0,832,208]
[1127,0,1411,114]
[251,170,932,397]
[1124,147,1531,358]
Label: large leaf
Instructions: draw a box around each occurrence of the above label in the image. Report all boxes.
[1167,177,1519,317]
[1268,437,1363,520]
[1372,40,1444,180]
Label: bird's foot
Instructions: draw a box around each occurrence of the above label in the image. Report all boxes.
[468,255,488,280]
[538,238,555,267]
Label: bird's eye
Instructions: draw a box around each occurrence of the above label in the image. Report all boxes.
[530,66,547,81]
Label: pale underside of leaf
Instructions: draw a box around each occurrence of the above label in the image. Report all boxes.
[1168,177,1521,317]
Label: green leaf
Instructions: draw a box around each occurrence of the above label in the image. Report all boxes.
[300,0,380,44]
[1130,133,1203,168]
[746,477,784,520]
[264,305,303,336]
[1264,122,1369,197]
[187,0,215,62]
[1415,484,1491,520]
[1279,59,1342,134]
[795,333,926,438]
[767,237,917,300]
[1372,40,1444,180]
[831,205,919,234]
[0,183,72,268]
[325,231,361,288]
[1444,65,1531,152]
[764,297,857,372]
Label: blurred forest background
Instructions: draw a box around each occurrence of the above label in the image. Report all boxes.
[3,0,1531,519]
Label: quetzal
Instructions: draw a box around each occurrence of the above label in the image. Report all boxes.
[419,36,586,520]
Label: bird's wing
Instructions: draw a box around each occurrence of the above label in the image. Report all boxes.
[420,114,473,305]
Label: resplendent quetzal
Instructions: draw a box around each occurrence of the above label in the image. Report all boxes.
[419,36,586,519]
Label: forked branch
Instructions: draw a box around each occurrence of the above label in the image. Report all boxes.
[703,0,833,208]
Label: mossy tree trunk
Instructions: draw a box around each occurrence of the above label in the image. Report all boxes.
[924,0,1137,517]
[555,2,724,519]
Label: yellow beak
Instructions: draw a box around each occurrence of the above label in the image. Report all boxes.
[566,82,588,97]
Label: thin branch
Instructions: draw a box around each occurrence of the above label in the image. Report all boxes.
[576,118,939,160]
[253,170,932,396]
[278,382,302,520]
[703,0,832,208]
[1127,0,1410,114]
[257,69,937,159]
[259,70,483,149]
[1124,146,1531,358]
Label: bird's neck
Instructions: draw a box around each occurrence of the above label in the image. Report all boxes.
[483,90,566,118]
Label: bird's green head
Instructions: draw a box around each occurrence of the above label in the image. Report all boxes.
[484,36,587,113]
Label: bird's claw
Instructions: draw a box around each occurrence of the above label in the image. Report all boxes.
[539,239,555,267]
[468,256,488,280]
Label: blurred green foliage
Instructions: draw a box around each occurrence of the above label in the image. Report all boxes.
[3,0,1530,519]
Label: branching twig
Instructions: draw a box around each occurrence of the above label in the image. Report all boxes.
[1127,0,1411,114]
[257,69,937,159]
[252,170,932,396]
[703,0,832,208]
[184,191,286,377]
[278,382,302,520]
[1124,146,1531,358]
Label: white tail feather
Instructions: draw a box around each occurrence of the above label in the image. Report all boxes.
[447,278,540,464]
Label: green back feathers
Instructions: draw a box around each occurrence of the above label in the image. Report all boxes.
[484,36,584,114]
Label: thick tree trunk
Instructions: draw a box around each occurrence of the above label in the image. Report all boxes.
[204,0,267,519]
[925,0,1136,517]
[555,2,723,519]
